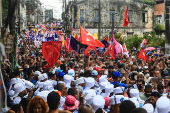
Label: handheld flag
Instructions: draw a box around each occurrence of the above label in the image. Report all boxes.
[106,45,115,60]
[84,45,98,56]
[123,6,129,27]
[138,48,147,62]
[42,41,61,67]
[140,39,148,48]
[112,31,122,56]
[122,43,129,57]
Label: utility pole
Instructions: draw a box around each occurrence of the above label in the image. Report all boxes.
[0,0,2,40]
[165,0,170,56]
[98,0,101,39]
[73,0,76,29]
[37,11,38,24]
[18,0,20,34]
[112,13,114,33]
[65,0,67,31]
[84,8,85,28]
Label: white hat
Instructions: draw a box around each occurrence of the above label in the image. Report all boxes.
[109,95,124,105]
[58,81,65,84]
[142,103,154,113]
[99,82,110,90]
[37,81,44,89]
[85,89,96,97]
[8,90,15,97]
[13,83,26,97]
[104,71,108,75]
[37,91,50,102]
[64,74,74,88]
[113,87,124,95]
[85,93,95,105]
[38,75,44,82]
[42,73,48,79]
[99,75,108,83]
[105,84,114,94]
[50,79,57,87]
[84,77,95,91]
[13,97,21,105]
[68,69,75,77]
[23,80,33,89]
[92,95,105,112]
[34,71,41,76]
[155,96,170,113]
[9,78,23,91]
[76,77,85,85]
[130,89,139,98]
[129,98,139,108]
[43,80,53,90]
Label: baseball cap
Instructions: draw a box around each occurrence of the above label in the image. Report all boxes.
[56,60,63,64]
[58,72,65,77]
[113,71,122,77]
[94,67,105,72]
[92,70,98,76]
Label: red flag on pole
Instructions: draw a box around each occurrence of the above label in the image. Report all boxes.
[79,26,104,48]
[123,6,129,27]
[106,45,115,60]
[138,48,147,62]
[84,45,98,56]
[42,41,61,67]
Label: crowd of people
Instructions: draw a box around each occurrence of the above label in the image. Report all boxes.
[1,30,170,113]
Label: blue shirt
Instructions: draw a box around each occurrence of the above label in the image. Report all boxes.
[111,81,127,89]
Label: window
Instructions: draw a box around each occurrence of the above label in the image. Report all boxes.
[128,11,133,22]
[110,11,116,22]
[93,10,99,22]
[127,32,133,38]
[80,9,84,22]
[142,11,148,23]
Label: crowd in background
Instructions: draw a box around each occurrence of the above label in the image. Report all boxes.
[1,32,170,113]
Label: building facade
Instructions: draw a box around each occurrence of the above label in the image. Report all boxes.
[69,0,155,38]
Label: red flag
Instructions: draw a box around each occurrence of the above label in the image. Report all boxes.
[138,48,147,62]
[106,45,115,60]
[42,41,61,67]
[65,37,73,53]
[104,35,109,42]
[79,26,104,48]
[123,6,129,27]
[56,29,58,35]
[122,43,129,57]
[84,45,98,56]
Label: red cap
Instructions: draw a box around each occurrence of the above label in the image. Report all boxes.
[94,67,104,72]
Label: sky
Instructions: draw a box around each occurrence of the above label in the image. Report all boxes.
[40,0,64,19]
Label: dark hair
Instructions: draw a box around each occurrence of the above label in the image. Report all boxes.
[137,79,145,85]
[67,87,78,97]
[151,92,161,98]
[119,100,136,113]
[54,83,65,91]
[95,108,103,113]
[84,70,92,77]
[47,91,60,110]
[131,108,147,113]
[145,85,152,90]
[27,68,33,77]
[14,69,21,77]
[11,104,21,113]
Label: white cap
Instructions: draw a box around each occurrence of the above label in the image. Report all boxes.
[13,83,26,97]
[85,93,95,105]
[23,80,33,89]
[43,80,53,90]
[109,95,124,105]
[113,87,124,95]
[51,79,57,87]
[8,90,15,97]
[130,98,139,108]
[68,69,75,76]
[9,78,23,91]
[155,96,170,113]
[142,103,154,113]
[84,77,95,91]
[34,71,41,76]
[37,91,50,102]
[42,73,48,79]
[130,89,139,98]
[64,74,74,88]
[85,89,96,97]
[105,84,114,94]
[13,97,21,105]
[37,81,44,88]
[99,82,110,90]
[38,75,44,82]
[92,95,105,112]
[76,77,85,85]
[99,75,108,83]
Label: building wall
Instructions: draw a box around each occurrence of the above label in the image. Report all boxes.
[72,0,154,37]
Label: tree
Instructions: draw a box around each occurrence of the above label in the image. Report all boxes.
[1,0,18,38]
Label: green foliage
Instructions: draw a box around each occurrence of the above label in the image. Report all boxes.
[142,0,156,5]
[155,24,165,31]
[125,35,143,49]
